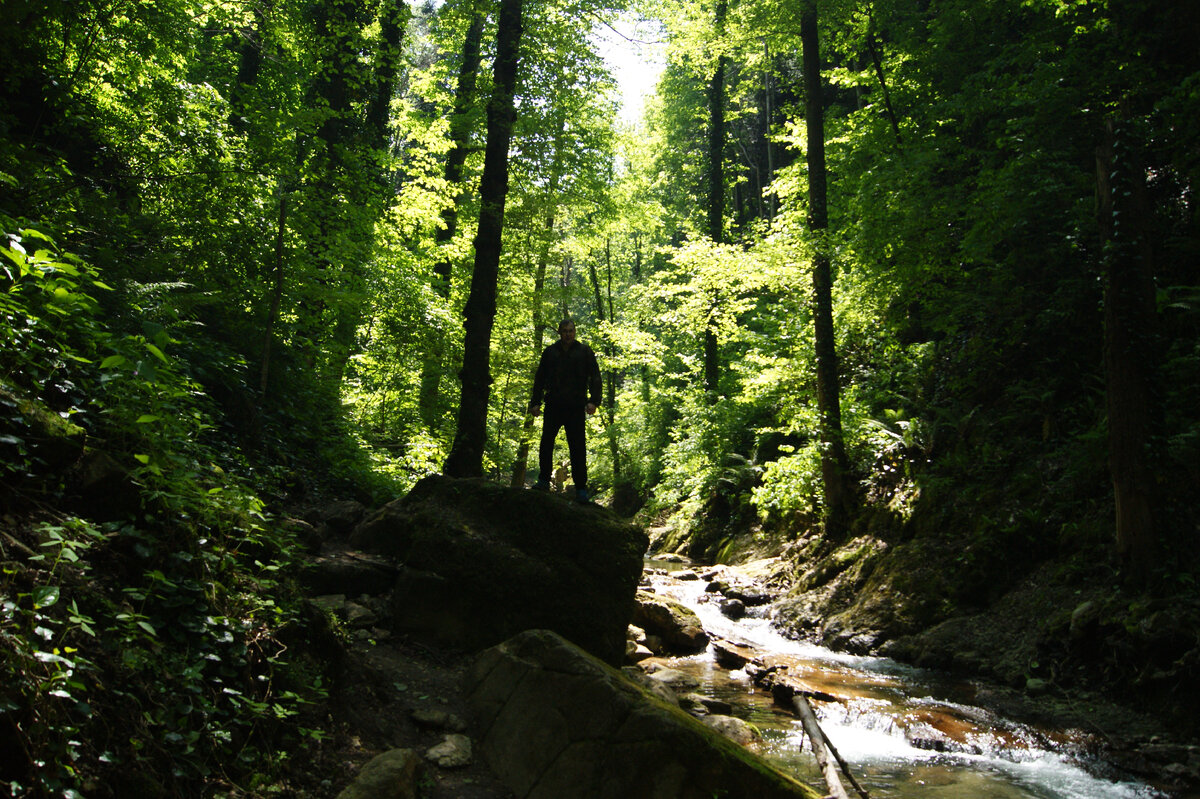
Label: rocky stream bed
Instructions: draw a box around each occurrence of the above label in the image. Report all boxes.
[289,479,1200,799]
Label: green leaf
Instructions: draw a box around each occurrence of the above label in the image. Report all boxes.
[145,342,169,364]
[100,355,127,369]
[136,415,160,424]
[20,228,56,245]
[33,585,61,608]
[134,454,151,464]
[137,620,157,636]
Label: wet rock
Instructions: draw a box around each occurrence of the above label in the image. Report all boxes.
[720,598,746,620]
[335,748,425,799]
[468,629,820,799]
[712,638,757,670]
[622,666,680,706]
[352,476,647,664]
[644,665,701,693]
[425,734,473,769]
[681,694,734,716]
[702,715,759,746]
[676,569,700,581]
[632,590,710,655]
[726,587,772,607]
[626,640,654,663]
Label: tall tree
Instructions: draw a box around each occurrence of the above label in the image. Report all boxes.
[703,0,729,397]
[419,7,487,429]
[510,109,569,487]
[800,0,851,535]
[443,0,525,477]
[1096,120,1158,580]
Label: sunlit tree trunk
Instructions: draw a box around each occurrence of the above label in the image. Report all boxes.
[443,0,524,477]
[1096,119,1158,580]
[801,0,851,536]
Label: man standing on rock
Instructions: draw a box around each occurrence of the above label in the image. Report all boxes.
[529,319,602,502]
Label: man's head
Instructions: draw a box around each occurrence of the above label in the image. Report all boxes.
[558,319,576,344]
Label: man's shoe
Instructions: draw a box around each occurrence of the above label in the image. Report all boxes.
[532,481,550,491]
[575,487,590,503]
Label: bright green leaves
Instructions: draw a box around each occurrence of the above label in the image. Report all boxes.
[32,585,61,610]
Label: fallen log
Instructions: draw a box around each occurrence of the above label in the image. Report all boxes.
[791,694,870,799]
[792,693,851,799]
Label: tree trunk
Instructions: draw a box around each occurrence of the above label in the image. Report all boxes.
[228,7,264,132]
[1096,119,1158,579]
[443,0,524,478]
[704,0,728,398]
[419,10,486,429]
[604,238,620,482]
[510,106,568,486]
[509,214,553,487]
[801,0,851,536]
[791,696,851,799]
[365,0,409,150]
[762,38,776,221]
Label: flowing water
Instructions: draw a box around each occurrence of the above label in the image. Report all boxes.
[643,565,1167,799]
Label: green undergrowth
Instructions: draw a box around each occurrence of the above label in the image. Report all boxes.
[0,220,348,795]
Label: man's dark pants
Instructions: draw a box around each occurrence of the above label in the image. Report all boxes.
[539,401,587,490]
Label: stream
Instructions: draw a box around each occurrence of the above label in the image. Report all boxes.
[642,562,1167,799]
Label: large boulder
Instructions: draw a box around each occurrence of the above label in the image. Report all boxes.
[466,629,819,799]
[632,591,710,654]
[350,476,648,664]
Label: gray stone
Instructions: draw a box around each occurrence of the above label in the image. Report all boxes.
[632,591,710,655]
[352,476,647,664]
[626,642,654,663]
[335,748,424,799]
[468,629,820,799]
[344,602,378,628]
[426,734,472,768]
[702,714,759,746]
[622,666,680,706]
[720,598,747,620]
[645,666,701,693]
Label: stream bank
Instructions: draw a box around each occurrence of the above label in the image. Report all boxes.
[638,551,1200,798]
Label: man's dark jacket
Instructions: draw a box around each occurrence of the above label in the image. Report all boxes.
[530,340,602,411]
